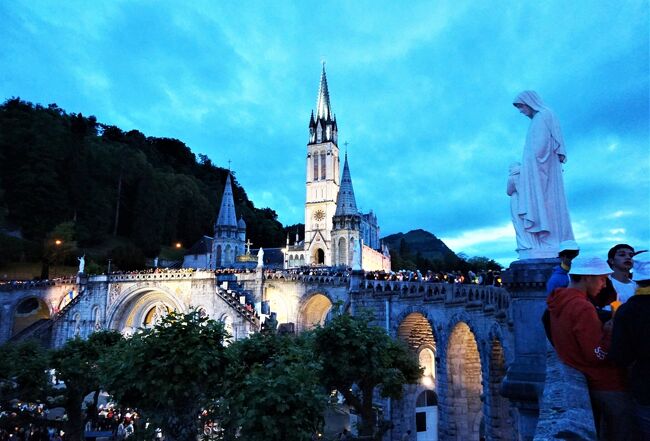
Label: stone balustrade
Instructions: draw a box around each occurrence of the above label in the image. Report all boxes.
[360,280,510,314]
[533,342,596,440]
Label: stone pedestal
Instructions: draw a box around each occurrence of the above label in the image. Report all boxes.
[500,258,558,441]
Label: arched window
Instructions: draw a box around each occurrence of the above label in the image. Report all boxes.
[313,154,319,181]
[320,152,326,179]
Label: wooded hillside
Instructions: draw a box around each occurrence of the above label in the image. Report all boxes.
[0,98,284,272]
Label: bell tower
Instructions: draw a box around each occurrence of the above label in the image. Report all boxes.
[304,64,340,265]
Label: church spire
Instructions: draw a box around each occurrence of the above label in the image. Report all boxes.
[335,153,358,216]
[216,173,238,228]
[316,63,331,121]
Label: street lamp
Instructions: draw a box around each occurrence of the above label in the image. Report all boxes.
[175,242,182,249]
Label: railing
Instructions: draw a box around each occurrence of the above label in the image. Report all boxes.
[359,280,510,313]
[215,287,260,326]
[0,277,77,292]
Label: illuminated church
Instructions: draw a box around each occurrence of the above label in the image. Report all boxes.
[184,66,390,272]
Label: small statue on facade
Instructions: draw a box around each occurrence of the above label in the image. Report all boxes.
[77,254,85,274]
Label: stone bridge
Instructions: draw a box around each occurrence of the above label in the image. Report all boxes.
[0,260,576,441]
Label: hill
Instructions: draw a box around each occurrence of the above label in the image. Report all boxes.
[0,98,285,275]
[382,229,462,272]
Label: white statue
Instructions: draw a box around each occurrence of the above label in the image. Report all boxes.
[512,91,575,258]
[507,162,537,253]
[77,255,85,274]
[352,238,362,271]
[257,247,264,267]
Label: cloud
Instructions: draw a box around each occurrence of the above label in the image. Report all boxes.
[1,1,647,267]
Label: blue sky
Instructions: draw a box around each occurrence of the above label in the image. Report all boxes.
[1,1,648,266]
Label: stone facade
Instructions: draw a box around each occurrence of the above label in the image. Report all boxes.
[1,259,591,440]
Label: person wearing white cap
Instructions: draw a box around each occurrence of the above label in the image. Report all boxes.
[547,257,637,440]
[546,240,580,295]
[610,260,650,439]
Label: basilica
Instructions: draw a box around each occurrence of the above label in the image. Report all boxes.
[183,66,391,272]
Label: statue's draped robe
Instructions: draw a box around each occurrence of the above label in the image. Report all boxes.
[514,91,574,252]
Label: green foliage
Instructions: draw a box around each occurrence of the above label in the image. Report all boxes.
[466,255,503,271]
[0,98,286,267]
[0,234,40,266]
[50,331,124,441]
[219,332,326,441]
[109,243,146,271]
[312,312,421,438]
[100,310,228,441]
[0,339,51,405]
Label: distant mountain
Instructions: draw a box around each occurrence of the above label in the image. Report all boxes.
[382,229,460,271]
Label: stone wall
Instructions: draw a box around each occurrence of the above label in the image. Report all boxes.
[533,343,596,440]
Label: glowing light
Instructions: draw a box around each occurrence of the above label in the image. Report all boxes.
[175,242,182,249]
[55,239,62,245]
[421,376,434,388]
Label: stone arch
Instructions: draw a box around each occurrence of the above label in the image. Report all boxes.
[12,297,51,337]
[219,313,235,342]
[265,286,291,325]
[70,312,82,338]
[312,247,325,265]
[91,305,102,332]
[216,245,222,267]
[299,292,333,331]
[485,336,515,440]
[106,286,185,335]
[446,321,483,441]
[338,237,347,266]
[396,311,438,390]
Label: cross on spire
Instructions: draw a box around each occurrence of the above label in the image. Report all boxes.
[245,239,253,255]
[227,159,232,171]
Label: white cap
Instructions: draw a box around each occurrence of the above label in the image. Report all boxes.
[569,257,613,275]
[559,240,579,252]
[633,260,650,282]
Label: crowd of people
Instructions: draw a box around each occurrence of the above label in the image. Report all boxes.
[363,269,502,286]
[544,242,649,440]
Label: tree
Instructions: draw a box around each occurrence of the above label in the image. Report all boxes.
[219,331,326,441]
[100,310,228,441]
[50,331,124,441]
[0,339,53,429]
[467,256,503,272]
[312,311,421,439]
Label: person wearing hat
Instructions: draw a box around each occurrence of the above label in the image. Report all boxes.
[610,260,650,439]
[547,256,636,440]
[546,240,580,295]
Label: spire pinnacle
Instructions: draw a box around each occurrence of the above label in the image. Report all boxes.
[216,172,238,228]
[315,64,331,121]
[335,154,358,216]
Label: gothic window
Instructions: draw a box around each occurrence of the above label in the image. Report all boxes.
[320,152,326,179]
[317,126,322,143]
[313,154,319,181]
[326,126,331,140]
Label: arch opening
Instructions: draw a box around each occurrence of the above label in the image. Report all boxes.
[299,293,332,331]
[446,322,483,441]
[12,297,50,337]
[487,338,514,440]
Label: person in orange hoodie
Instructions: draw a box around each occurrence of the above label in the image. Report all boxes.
[547,256,637,440]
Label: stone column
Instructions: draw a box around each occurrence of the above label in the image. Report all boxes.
[0,303,12,344]
[500,258,557,441]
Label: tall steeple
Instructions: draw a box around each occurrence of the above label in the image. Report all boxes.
[316,63,332,121]
[304,64,341,266]
[335,153,358,216]
[308,63,337,145]
[216,173,238,228]
[212,172,246,268]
